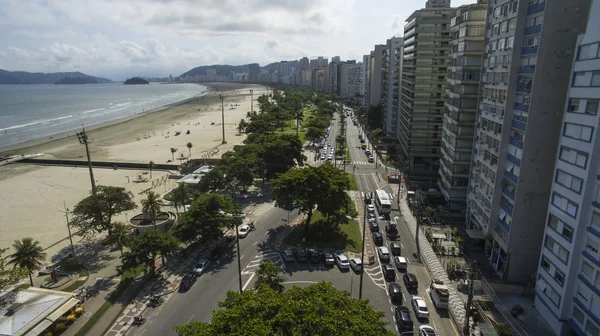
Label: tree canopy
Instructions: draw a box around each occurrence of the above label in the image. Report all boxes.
[173,282,395,336]
[255,260,285,293]
[0,248,26,290]
[122,230,180,273]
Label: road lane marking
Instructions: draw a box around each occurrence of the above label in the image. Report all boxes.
[253,241,258,245]
[187,314,195,322]
[432,320,438,331]
[240,254,245,260]
[450,318,460,336]
[400,243,404,249]
[242,272,256,290]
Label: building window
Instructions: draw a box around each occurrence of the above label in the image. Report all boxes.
[552,193,578,218]
[554,269,565,286]
[548,285,561,306]
[587,100,599,115]
[545,235,569,264]
[593,72,600,86]
[541,258,551,272]
[555,169,584,193]
[579,43,600,60]
[559,147,588,169]
[573,306,585,326]
[586,321,600,336]
[574,72,589,86]
[568,99,580,112]
[592,211,600,231]
[548,215,559,231]
[582,260,595,279]
[587,238,599,256]
[564,123,593,142]
[561,226,573,240]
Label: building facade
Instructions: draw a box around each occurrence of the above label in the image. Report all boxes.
[339,61,363,99]
[248,63,260,82]
[534,0,599,334]
[465,0,590,283]
[362,54,371,107]
[383,37,404,138]
[399,5,455,187]
[369,45,386,107]
[439,1,487,212]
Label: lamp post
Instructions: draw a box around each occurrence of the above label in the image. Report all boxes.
[218,209,246,293]
[218,93,226,144]
[249,89,254,115]
[345,193,369,300]
[58,201,77,260]
[76,127,97,195]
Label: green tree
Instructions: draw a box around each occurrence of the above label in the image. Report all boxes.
[255,260,285,293]
[141,190,162,230]
[71,185,137,236]
[170,183,190,215]
[221,146,260,192]
[170,147,178,161]
[102,222,132,257]
[9,238,46,287]
[249,134,305,178]
[245,113,277,134]
[148,161,155,179]
[257,94,271,113]
[0,248,26,290]
[123,230,180,273]
[173,193,242,244]
[173,282,394,336]
[237,119,249,133]
[186,142,193,158]
[199,167,227,192]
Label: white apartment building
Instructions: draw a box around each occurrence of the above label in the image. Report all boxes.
[465,0,590,283]
[369,45,385,107]
[362,54,371,107]
[535,0,600,335]
[383,37,403,138]
[339,61,363,99]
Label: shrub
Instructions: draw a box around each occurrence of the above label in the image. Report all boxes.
[75,307,84,315]
[45,332,53,336]
[55,323,66,332]
[66,314,77,323]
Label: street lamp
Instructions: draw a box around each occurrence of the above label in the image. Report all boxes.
[344,192,369,300]
[218,93,226,144]
[217,209,246,293]
[58,201,77,260]
[249,89,254,115]
[76,127,97,195]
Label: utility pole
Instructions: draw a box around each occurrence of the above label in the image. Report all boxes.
[359,192,368,300]
[250,89,254,115]
[463,263,477,336]
[219,93,226,144]
[76,127,97,195]
[58,202,77,261]
[218,202,245,293]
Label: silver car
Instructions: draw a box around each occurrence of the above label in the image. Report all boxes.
[194,259,210,275]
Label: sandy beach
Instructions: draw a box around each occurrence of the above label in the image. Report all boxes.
[0,82,267,257]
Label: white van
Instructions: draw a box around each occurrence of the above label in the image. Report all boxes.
[335,254,350,270]
[394,256,408,271]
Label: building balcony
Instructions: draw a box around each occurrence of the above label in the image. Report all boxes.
[521,45,539,55]
[509,137,523,149]
[516,86,532,93]
[518,65,536,74]
[504,170,518,184]
[527,2,546,15]
[524,24,542,36]
[502,186,515,200]
[497,217,511,233]
[500,199,514,216]
[512,119,527,131]
[514,103,529,112]
[507,153,521,166]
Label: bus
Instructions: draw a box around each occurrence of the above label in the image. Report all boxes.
[374,190,392,215]
[429,279,450,309]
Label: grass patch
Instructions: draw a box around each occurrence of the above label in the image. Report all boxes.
[16,284,31,290]
[283,210,362,253]
[62,279,87,292]
[347,173,358,190]
[276,130,307,144]
[74,300,112,336]
[121,264,145,281]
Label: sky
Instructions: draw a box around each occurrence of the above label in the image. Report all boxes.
[0,0,474,81]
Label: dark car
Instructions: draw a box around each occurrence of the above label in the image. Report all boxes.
[308,249,320,263]
[294,249,309,262]
[386,222,399,240]
[390,242,402,256]
[369,221,379,232]
[395,306,414,330]
[322,252,335,266]
[388,283,403,303]
[179,273,197,291]
[382,264,395,282]
[368,212,377,220]
[364,192,372,204]
[403,273,419,291]
[373,232,384,246]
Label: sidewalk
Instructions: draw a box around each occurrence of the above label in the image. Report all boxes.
[348,190,375,262]
[390,183,468,329]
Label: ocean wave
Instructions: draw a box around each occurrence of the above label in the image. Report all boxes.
[0,114,73,132]
[80,108,105,115]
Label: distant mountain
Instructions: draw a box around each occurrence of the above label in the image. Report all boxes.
[179,61,300,78]
[124,77,150,85]
[55,76,100,85]
[262,60,300,71]
[0,69,112,85]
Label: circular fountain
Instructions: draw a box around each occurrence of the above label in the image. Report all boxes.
[129,211,177,234]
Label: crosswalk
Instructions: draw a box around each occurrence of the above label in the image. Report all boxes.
[361,191,396,200]
[241,249,284,275]
[351,160,374,166]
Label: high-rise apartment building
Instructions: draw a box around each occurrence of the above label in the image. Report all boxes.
[399,4,454,187]
[368,45,386,108]
[465,0,589,283]
[534,0,598,334]
[362,54,371,107]
[426,0,451,8]
[339,61,363,99]
[383,37,404,138]
[439,1,487,212]
[328,57,342,96]
[248,63,260,82]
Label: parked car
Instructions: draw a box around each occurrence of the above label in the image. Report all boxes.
[335,254,350,270]
[281,249,294,263]
[322,252,335,266]
[395,306,414,330]
[419,325,437,336]
[412,296,430,319]
[308,249,320,263]
[390,242,402,256]
[367,204,375,213]
[382,264,396,281]
[179,272,197,291]
[294,249,309,262]
[369,221,380,232]
[368,156,374,163]
[368,212,377,220]
[237,224,251,238]
[364,193,372,204]
[386,221,399,240]
[349,258,362,272]
[378,246,391,263]
[388,282,403,303]
[394,256,408,271]
[403,273,419,291]
[193,259,210,276]
[373,232,384,246]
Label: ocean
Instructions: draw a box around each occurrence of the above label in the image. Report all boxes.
[0,83,207,149]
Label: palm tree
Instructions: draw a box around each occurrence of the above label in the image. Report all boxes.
[292,108,304,137]
[148,161,155,179]
[141,191,162,230]
[103,222,132,257]
[170,147,177,161]
[255,260,285,292]
[186,142,193,159]
[170,183,189,215]
[9,238,46,286]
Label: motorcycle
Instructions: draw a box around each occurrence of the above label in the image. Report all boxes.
[248,222,256,231]
[511,304,523,317]
[132,316,146,326]
[148,295,164,307]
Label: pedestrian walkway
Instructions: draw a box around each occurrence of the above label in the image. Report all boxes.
[359,191,396,202]
[351,160,374,166]
[389,183,467,328]
[348,191,375,262]
[242,250,284,275]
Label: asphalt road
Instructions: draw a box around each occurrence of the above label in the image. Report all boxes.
[344,110,458,336]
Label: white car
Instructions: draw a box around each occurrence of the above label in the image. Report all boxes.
[194,259,210,275]
[419,325,437,336]
[335,254,350,270]
[320,155,326,160]
[412,296,430,319]
[238,224,251,238]
[349,258,362,272]
[327,155,333,160]
[367,204,375,213]
[377,246,391,262]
